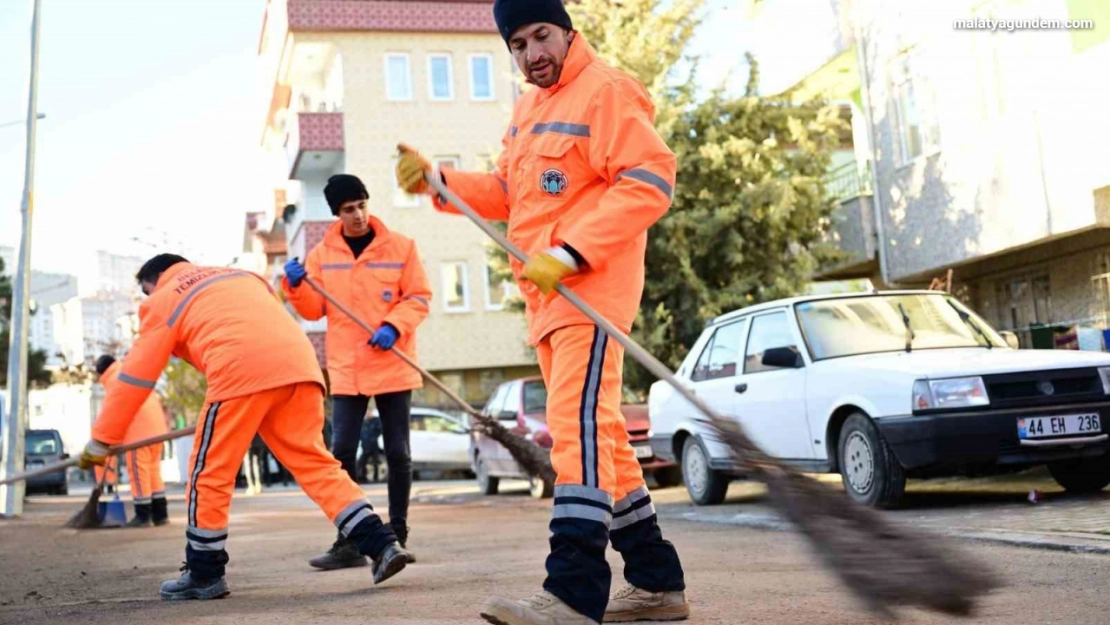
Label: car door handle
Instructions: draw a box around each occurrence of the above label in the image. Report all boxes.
[734,383,748,394]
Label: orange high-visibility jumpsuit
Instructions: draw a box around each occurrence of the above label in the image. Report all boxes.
[97,361,168,507]
[91,263,396,580]
[434,34,685,622]
[283,216,432,534]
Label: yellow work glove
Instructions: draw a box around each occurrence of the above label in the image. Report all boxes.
[523,247,580,295]
[396,143,432,195]
[78,439,111,470]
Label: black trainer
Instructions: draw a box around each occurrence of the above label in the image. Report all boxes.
[309,535,368,570]
[159,565,230,601]
[126,503,153,528]
[391,521,416,563]
[152,497,169,526]
[372,542,411,585]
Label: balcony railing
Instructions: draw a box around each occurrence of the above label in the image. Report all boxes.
[824,162,872,203]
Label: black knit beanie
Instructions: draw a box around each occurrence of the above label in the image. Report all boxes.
[324,174,368,216]
[492,0,573,46]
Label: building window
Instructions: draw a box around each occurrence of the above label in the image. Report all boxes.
[392,155,421,208]
[428,54,454,101]
[435,155,460,172]
[484,261,519,311]
[385,53,412,101]
[442,261,470,313]
[469,54,495,101]
[891,51,940,165]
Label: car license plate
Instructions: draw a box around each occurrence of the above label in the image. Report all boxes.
[1018,414,1102,439]
[633,444,653,459]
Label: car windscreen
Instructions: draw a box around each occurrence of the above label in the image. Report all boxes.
[795,294,1005,361]
[26,432,58,455]
[523,380,548,414]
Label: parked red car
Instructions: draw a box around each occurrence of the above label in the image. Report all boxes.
[469,376,682,499]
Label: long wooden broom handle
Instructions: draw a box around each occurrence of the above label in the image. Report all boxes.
[0,425,198,487]
[425,171,770,463]
[301,276,486,422]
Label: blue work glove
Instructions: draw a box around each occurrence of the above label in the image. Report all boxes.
[284,258,307,288]
[368,324,399,350]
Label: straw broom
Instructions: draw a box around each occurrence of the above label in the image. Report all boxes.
[423,167,999,618]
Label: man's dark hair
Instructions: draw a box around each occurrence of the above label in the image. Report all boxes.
[94,354,116,376]
[136,253,189,285]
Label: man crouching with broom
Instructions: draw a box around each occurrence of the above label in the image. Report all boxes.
[77,254,411,600]
[396,1,687,622]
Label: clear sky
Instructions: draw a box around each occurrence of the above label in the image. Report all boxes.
[0,0,829,282]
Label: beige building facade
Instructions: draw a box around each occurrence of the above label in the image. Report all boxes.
[259,0,536,406]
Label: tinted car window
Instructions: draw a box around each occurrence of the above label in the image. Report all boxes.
[692,320,746,382]
[27,432,58,455]
[744,312,798,374]
[523,380,548,413]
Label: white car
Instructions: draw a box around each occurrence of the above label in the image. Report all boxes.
[649,290,1110,508]
[369,408,472,474]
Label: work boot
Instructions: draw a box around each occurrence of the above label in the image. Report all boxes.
[603,584,689,622]
[309,535,368,570]
[126,503,153,528]
[391,519,417,563]
[371,541,411,585]
[159,565,230,601]
[480,591,599,625]
[152,497,170,526]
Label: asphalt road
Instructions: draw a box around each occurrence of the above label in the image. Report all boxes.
[2,480,1109,624]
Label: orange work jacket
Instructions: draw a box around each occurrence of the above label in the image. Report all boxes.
[98,361,169,445]
[91,263,324,445]
[282,217,431,396]
[436,34,676,345]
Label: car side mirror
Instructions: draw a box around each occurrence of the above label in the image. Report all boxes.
[60,453,70,460]
[762,346,803,369]
[1000,331,1020,349]
[498,410,518,421]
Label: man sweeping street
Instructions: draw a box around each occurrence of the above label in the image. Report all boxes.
[78,254,411,600]
[283,174,431,569]
[94,354,171,527]
[396,1,688,623]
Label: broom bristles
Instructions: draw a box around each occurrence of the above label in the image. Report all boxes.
[708,417,1000,618]
[470,413,556,483]
[64,484,105,529]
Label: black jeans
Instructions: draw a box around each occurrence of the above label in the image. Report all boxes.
[331,392,412,532]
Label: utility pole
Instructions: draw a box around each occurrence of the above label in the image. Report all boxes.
[2,0,44,518]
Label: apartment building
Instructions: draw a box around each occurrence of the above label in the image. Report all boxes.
[258,0,537,405]
[754,0,1110,345]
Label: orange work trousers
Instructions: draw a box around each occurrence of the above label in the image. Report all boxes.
[537,325,684,622]
[185,382,392,579]
[125,444,165,504]
[94,456,120,487]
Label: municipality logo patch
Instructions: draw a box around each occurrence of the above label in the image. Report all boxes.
[540,169,568,196]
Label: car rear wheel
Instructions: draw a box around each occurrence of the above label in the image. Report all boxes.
[476,456,499,496]
[529,475,554,499]
[1048,454,1110,494]
[652,466,683,488]
[54,484,68,496]
[682,436,728,506]
[838,413,906,509]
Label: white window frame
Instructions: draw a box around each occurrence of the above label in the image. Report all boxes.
[427,53,455,101]
[483,262,519,311]
[384,53,413,102]
[434,155,461,172]
[441,261,471,313]
[468,53,496,101]
[891,51,941,168]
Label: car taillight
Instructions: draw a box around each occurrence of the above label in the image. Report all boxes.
[533,430,554,449]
